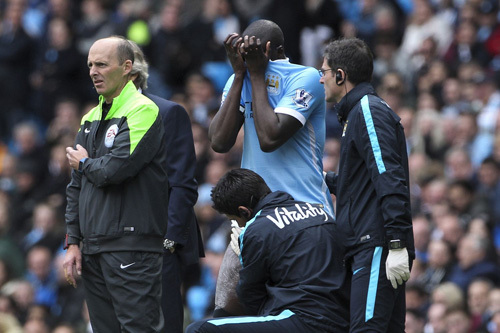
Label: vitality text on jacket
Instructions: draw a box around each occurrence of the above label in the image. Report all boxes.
[266,203,328,229]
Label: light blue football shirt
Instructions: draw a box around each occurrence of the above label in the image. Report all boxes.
[222,59,334,217]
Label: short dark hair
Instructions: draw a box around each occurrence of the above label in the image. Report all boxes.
[481,156,500,169]
[211,168,271,217]
[242,19,285,59]
[323,38,373,85]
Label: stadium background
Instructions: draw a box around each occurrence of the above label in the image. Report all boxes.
[0,0,500,332]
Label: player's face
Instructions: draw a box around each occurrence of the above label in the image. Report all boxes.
[88,39,130,103]
[319,58,341,103]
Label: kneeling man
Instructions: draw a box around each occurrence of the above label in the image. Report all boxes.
[186,168,349,333]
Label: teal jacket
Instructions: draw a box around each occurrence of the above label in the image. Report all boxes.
[65,81,169,254]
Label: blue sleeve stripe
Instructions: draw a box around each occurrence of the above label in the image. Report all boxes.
[365,246,382,322]
[361,96,386,174]
[239,210,262,266]
[208,309,295,326]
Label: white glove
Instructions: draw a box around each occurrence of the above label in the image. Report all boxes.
[385,248,410,289]
[230,220,242,256]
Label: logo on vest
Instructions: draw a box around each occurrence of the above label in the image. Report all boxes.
[105,124,118,148]
[265,203,328,229]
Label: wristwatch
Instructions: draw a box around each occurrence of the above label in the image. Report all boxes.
[163,239,176,253]
[388,239,406,250]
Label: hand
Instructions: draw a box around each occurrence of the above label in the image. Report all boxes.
[63,244,82,288]
[163,239,176,253]
[66,144,89,170]
[224,33,246,75]
[230,221,242,256]
[385,248,410,289]
[240,35,269,76]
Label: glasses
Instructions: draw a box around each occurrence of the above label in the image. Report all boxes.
[318,68,333,77]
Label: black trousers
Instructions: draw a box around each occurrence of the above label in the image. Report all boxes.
[348,247,406,333]
[161,250,183,333]
[82,251,164,333]
[185,310,318,333]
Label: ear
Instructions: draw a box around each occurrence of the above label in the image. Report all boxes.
[264,41,271,57]
[336,69,345,86]
[123,59,133,76]
[238,206,252,219]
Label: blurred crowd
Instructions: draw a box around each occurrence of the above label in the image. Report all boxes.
[0,0,499,331]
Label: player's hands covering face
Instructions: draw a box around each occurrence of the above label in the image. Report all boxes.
[240,35,269,76]
[224,33,246,76]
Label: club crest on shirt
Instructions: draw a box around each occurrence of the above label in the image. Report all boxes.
[105,124,118,148]
[293,89,312,109]
[266,73,281,95]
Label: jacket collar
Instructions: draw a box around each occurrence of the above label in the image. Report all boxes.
[98,80,137,118]
[334,82,377,124]
[252,191,294,217]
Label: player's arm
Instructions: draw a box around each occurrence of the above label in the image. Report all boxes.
[209,33,246,153]
[209,76,245,153]
[250,74,301,152]
[243,36,301,152]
